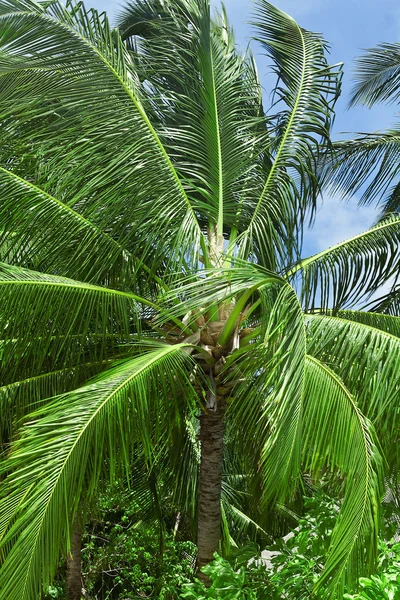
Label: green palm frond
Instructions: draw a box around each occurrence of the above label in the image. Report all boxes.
[290,215,400,310]
[321,130,400,213]
[320,43,400,218]
[237,1,342,267]
[0,262,147,387]
[0,344,198,600]
[0,357,131,446]
[304,356,383,596]
[118,0,268,267]
[305,312,400,461]
[332,309,400,336]
[367,282,400,315]
[227,283,306,506]
[0,0,204,272]
[0,167,134,286]
[349,42,400,107]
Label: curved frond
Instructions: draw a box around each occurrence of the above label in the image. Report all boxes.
[0,262,146,386]
[367,281,400,315]
[290,215,400,310]
[322,130,400,211]
[0,0,203,271]
[0,167,134,286]
[349,42,400,107]
[227,283,306,506]
[304,356,383,595]
[0,356,131,446]
[237,0,342,267]
[306,312,400,462]
[0,344,197,600]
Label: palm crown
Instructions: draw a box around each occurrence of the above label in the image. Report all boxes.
[1,1,400,599]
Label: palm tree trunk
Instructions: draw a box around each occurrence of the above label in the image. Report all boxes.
[196,396,226,583]
[66,518,83,600]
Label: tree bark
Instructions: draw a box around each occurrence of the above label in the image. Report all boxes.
[196,397,226,584]
[66,518,83,600]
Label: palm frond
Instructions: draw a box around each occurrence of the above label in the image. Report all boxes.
[237,0,342,267]
[321,130,400,211]
[367,281,400,315]
[305,312,400,462]
[290,215,400,310]
[304,356,383,596]
[0,262,146,386]
[0,357,131,446]
[0,167,134,286]
[349,43,400,107]
[118,0,268,265]
[0,0,204,272]
[227,283,306,506]
[0,344,198,600]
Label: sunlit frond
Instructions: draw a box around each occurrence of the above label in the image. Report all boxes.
[322,130,400,212]
[0,262,146,387]
[227,283,306,506]
[305,312,400,463]
[0,0,203,272]
[304,356,383,596]
[349,42,400,107]
[0,167,134,286]
[291,215,400,310]
[0,344,198,600]
[237,1,342,267]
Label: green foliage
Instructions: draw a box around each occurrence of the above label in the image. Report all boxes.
[343,541,400,600]
[266,495,338,599]
[180,549,271,600]
[181,497,400,600]
[45,482,197,600]
[1,1,400,598]
[83,526,195,599]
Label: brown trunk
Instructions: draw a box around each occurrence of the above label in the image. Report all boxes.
[196,396,226,584]
[66,518,83,600]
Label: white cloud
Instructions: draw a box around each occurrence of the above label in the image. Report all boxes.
[303,194,379,256]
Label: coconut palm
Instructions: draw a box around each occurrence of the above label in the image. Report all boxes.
[1,1,400,599]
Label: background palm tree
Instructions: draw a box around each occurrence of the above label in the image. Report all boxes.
[324,42,400,216]
[1,1,400,599]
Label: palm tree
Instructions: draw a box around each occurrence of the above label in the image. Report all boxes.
[1,1,400,598]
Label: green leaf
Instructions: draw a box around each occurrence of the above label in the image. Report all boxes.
[304,356,384,596]
[0,344,197,600]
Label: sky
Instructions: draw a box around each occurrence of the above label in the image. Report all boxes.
[85,0,399,257]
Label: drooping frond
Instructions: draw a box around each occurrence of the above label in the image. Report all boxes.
[367,281,400,315]
[305,312,400,465]
[0,0,203,273]
[227,282,306,506]
[304,356,383,596]
[290,215,400,310]
[237,0,342,267]
[0,262,146,388]
[349,42,400,107]
[0,356,132,446]
[0,344,198,600]
[0,167,134,287]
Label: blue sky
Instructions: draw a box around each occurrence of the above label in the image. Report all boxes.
[86,0,399,257]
